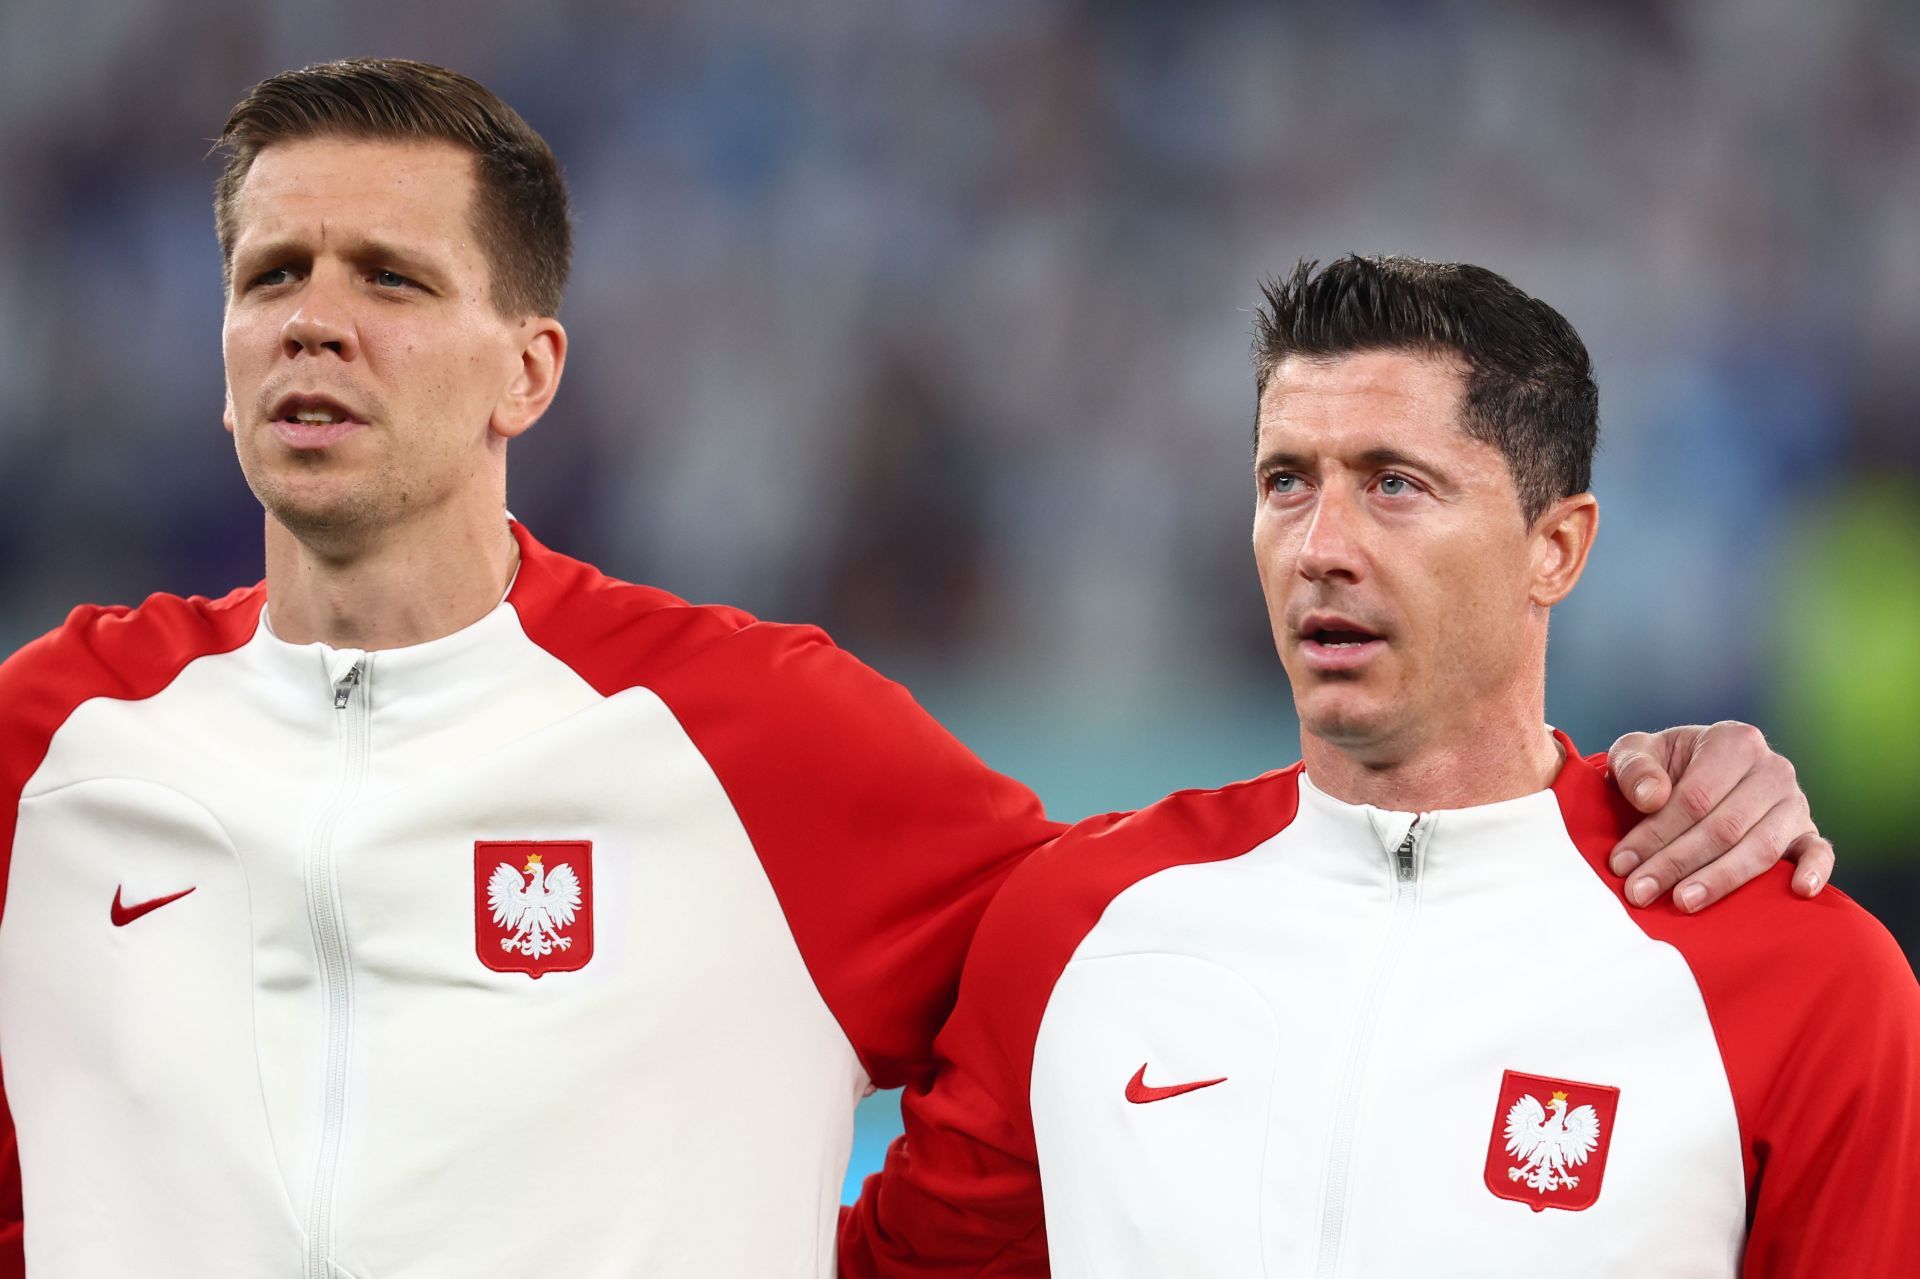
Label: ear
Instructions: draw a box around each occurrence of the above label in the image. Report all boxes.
[222,387,236,437]
[491,317,568,441]
[1528,492,1598,608]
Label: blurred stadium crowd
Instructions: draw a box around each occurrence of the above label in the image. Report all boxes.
[1,0,1914,956]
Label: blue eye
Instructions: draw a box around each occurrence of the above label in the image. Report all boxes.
[1269,474,1299,494]
[374,270,412,288]
[1379,474,1412,496]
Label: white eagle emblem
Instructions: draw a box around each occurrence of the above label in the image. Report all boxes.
[486,852,582,960]
[1503,1090,1601,1194]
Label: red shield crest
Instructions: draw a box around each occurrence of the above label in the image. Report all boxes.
[474,841,594,978]
[1484,1069,1620,1212]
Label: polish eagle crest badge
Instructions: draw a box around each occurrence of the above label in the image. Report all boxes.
[474,841,594,977]
[1483,1069,1620,1212]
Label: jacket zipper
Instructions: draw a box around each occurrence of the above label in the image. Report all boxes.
[306,654,369,1279]
[1313,816,1428,1278]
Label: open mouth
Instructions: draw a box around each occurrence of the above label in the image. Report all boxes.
[287,405,348,426]
[1304,627,1379,648]
[1297,617,1387,671]
[269,394,365,449]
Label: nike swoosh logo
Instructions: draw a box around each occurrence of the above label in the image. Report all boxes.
[1126,1063,1227,1104]
[111,885,196,927]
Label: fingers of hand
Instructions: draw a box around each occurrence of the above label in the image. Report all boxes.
[1623,783,1808,909]
[1783,833,1834,897]
[1607,739,1672,814]
[1610,724,1782,879]
[1609,779,1718,876]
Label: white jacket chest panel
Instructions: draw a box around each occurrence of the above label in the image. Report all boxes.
[1030,786,1748,1279]
[0,615,862,1278]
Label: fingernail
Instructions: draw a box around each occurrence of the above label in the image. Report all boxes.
[1633,778,1658,804]
[1610,850,1640,876]
[1679,883,1707,912]
[1803,871,1822,894]
[1627,877,1656,907]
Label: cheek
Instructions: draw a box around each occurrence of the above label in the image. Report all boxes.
[220,318,253,375]
[1251,527,1295,607]
[1428,543,1531,663]
[222,306,285,371]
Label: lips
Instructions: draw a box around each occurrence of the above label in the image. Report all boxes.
[268,392,367,450]
[1296,611,1388,673]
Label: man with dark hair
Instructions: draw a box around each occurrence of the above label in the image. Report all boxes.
[0,58,1836,1276]
[211,58,573,319]
[840,257,1919,1278]
[1251,257,1598,526]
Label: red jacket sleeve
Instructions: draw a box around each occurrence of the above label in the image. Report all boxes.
[648,621,1067,1086]
[0,1072,19,1279]
[1734,903,1920,1276]
[836,814,1148,1278]
[839,1033,1050,1277]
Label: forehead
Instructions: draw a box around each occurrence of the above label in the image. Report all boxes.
[1256,349,1476,459]
[228,136,481,258]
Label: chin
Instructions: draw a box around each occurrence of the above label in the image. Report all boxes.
[249,473,381,542]
[1296,690,1399,754]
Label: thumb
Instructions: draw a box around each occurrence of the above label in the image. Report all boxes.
[1608,732,1674,813]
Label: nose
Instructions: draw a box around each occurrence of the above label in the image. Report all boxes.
[280,277,358,361]
[1297,485,1365,583]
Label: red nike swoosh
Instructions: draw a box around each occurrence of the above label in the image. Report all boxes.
[1126,1063,1227,1104]
[110,885,196,927]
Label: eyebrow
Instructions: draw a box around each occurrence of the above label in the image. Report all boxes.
[231,234,449,284]
[1254,446,1456,486]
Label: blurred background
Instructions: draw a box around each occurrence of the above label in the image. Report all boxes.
[2,0,1915,1199]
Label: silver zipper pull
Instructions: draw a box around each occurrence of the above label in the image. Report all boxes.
[1395,819,1420,881]
[332,661,361,710]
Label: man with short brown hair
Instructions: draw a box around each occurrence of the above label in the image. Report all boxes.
[0,65,1840,1277]
[841,257,1918,1278]
[213,57,573,319]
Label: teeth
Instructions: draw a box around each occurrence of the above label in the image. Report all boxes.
[293,407,344,424]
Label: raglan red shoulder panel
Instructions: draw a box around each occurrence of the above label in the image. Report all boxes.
[1553,748,1920,1278]
[0,582,263,1277]
[0,585,265,926]
[840,766,1303,1278]
[505,524,1062,1088]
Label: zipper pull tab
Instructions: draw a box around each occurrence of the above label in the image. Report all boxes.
[332,661,362,710]
[1395,819,1420,882]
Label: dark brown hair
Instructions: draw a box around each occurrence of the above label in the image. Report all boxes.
[213,58,571,317]
[1253,255,1598,523]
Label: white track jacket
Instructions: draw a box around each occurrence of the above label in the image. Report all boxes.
[842,743,1920,1277]
[0,523,1060,1278]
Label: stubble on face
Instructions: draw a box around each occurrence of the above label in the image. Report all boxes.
[220,138,518,560]
[1252,351,1541,772]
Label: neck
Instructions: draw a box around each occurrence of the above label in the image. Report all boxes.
[1301,698,1562,813]
[263,506,520,651]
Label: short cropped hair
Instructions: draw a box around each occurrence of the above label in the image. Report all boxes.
[213,58,571,318]
[1253,256,1598,523]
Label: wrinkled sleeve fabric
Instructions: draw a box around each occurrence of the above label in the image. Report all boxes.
[840,1035,1050,1277]
[836,833,1073,1279]
[836,814,1148,1278]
